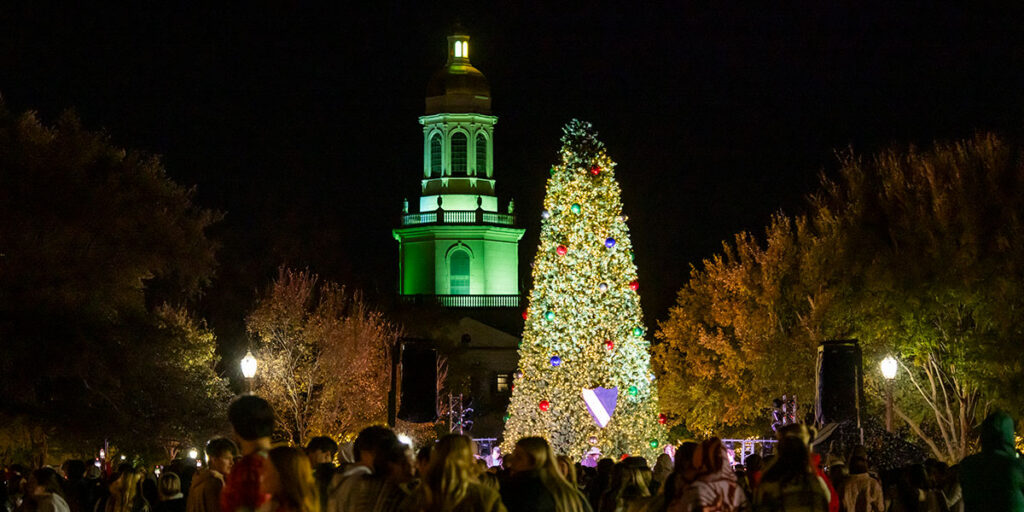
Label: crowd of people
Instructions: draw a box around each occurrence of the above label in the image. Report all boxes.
[2,396,1021,512]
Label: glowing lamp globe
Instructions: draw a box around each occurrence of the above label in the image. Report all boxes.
[629,280,639,291]
[604,238,616,248]
[550,356,562,367]
[539,400,550,412]
[881,355,898,380]
[571,203,582,214]
[188,449,199,460]
[240,351,258,379]
[556,245,568,256]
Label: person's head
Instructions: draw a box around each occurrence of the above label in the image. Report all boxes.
[847,445,869,475]
[744,453,763,474]
[693,438,726,478]
[761,435,814,485]
[420,435,479,509]
[778,423,811,444]
[30,468,64,498]
[65,460,86,481]
[304,436,338,466]
[510,437,587,512]
[228,396,276,442]
[205,438,238,476]
[477,471,500,491]
[616,466,652,501]
[415,445,432,478]
[265,447,317,512]
[978,411,1015,452]
[157,473,181,499]
[556,455,576,486]
[373,438,414,483]
[110,468,146,512]
[352,426,397,468]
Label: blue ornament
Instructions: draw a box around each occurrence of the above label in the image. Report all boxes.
[605,238,616,248]
[550,356,562,367]
[541,210,551,219]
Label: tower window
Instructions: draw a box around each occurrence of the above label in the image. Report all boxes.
[475,134,487,176]
[496,373,510,393]
[430,134,442,177]
[450,132,468,176]
[454,41,467,58]
[450,250,470,294]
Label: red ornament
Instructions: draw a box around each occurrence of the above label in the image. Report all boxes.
[658,413,667,425]
[556,245,568,256]
[604,340,614,350]
[522,310,528,320]
[590,165,601,176]
[619,453,630,461]
[629,280,639,291]
[539,400,550,411]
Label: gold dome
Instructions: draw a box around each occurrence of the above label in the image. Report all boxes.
[425,34,491,115]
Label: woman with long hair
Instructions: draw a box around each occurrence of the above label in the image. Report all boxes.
[20,468,70,512]
[104,469,149,512]
[401,434,504,512]
[501,437,590,512]
[753,436,830,512]
[262,447,318,512]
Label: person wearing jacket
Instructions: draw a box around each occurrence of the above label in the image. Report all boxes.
[959,411,1024,512]
[186,438,235,512]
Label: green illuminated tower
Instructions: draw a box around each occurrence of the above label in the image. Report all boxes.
[393,31,525,308]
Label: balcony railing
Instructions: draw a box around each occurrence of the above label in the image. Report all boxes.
[401,210,516,226]
[400,294,520,308]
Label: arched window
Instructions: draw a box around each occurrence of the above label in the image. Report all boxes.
[430,134,442,177]
[450,132,468,176]
[450,251,470,294]
[475,134,487,176]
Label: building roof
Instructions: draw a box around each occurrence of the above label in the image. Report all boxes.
[425,33,491,115]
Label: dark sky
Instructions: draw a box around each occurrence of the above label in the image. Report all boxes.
[3,2,1023,347]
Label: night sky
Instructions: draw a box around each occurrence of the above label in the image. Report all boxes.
[3,2,1023,348]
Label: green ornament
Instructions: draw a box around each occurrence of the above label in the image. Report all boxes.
[633,327,644,337]
[545,311,556,321]
[649,439,659,448]
[571,203,582,214]
[628,251,635,261]
[550,167,557,175]
[503,414,511,422]
[628,385,638,396]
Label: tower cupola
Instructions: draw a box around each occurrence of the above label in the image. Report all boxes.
[426,32,491,115]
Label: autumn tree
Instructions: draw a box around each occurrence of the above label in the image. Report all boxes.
[655,134,1024,462]
[247,267,402,445]
[0,103,227,460]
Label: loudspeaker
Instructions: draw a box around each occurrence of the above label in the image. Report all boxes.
[815,339,864,426]
[398,345,438,423]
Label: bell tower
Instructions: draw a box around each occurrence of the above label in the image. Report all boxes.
[393,30,525,308]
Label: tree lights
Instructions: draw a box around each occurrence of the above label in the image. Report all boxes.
[502,120,666,461]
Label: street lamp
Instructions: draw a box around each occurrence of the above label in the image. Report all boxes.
[881,355,898,432]
[240,350,258,394]
[188,448,199,460]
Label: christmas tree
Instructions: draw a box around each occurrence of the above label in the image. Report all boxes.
[502,120,667,461]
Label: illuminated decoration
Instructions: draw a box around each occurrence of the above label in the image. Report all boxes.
[545,311,556,321]
[522,310,529,320]
[542,209,551,219]
[515,371,523,379]
[628,385,638,396]
[503,414,511,422]
[605,238,616,248]
[649,439,659,448]
[658,413,667,424]
[557,245,568,256]
[629,280,639,291]
[550,356,562,367]
[539,400,550,411]
[502,120,666,461]
[392,30,525,308]
[582,386,619,428]
[590,165,601,176]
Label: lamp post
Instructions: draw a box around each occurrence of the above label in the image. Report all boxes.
[240,350,258,395]
[880,355,898,432]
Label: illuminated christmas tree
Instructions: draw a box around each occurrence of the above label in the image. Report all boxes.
[502,120,667,461]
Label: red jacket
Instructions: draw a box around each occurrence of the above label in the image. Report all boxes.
[811,453,839,512]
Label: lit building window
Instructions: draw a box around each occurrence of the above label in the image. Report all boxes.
[475,134,487,176]
[454,41,467,58]
[430,134,442,177]
[496,373,510,393]
[450,251,470,294]
[450,132,468,175]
